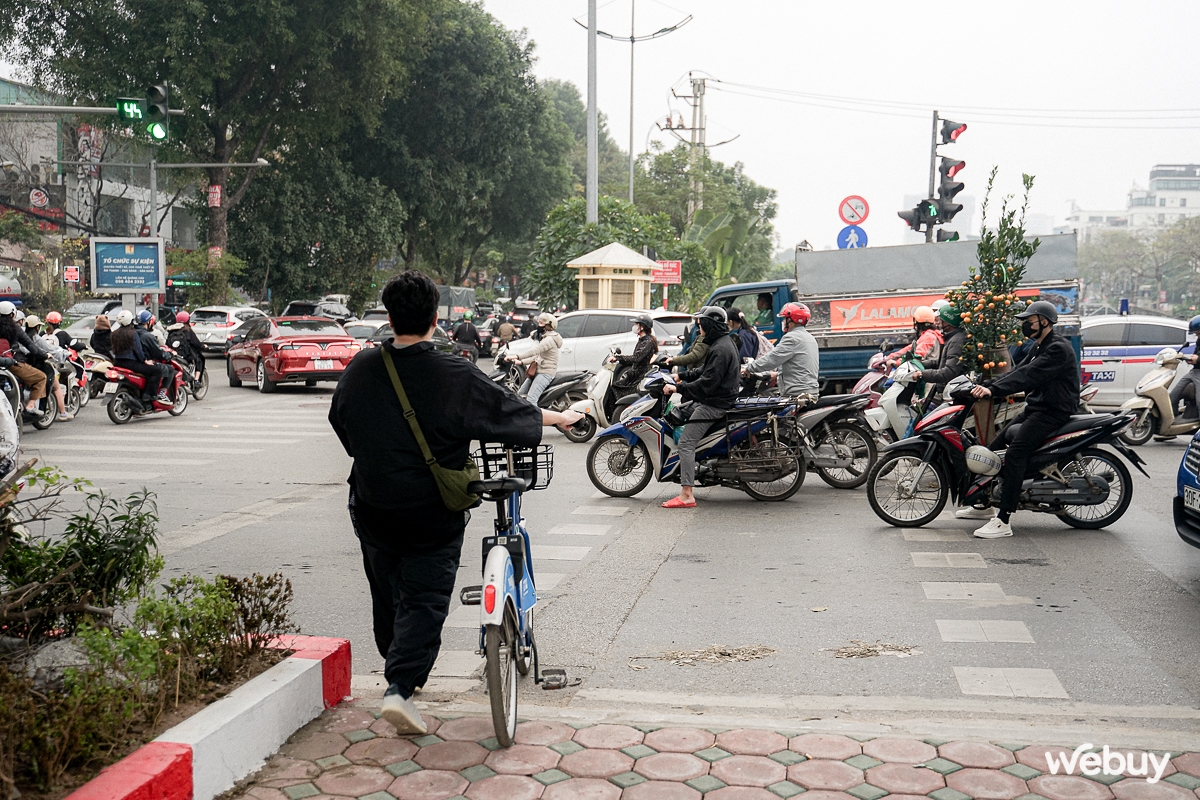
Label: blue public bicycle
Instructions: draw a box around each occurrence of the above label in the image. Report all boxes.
[461,443,555,746]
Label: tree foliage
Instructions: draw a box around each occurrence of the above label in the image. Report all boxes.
[541,79,629,196]
[1078,219,1200,314]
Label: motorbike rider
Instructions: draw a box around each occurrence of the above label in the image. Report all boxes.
[166,311,206,378]
[45,311,73,349]
[135,311,176,400]
[913,304,966,397]
[965,300,1079,539]
[508,312,562,406]
[496,316,516,347]
[886,306,943,367]
[661,306,741,509]
[1169,315,1200,422]
[111,310,170,405]
[742,302,819,399]
[451,310,482,362]
[728,310,759,360]
[665,318,710,370]
[611,314,659,396]
[0,302,48,415]
[26,314,73,421]
[90,314,114,360]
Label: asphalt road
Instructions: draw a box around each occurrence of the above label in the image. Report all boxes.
[22,364,1200,745]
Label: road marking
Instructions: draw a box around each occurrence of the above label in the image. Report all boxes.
[444,605,479,628]
[22,455,215,466]
[29,444,263,456]
[572,506,628,516]
[65,472,163,481]
[160,483,341,554]
[936,620,1035,643]
[953,666,1068,698]
[534,546,592,561]
[921,582,1007,601]
[903,530,970,541]
[912,552,987,568]
[431,650,483,678]
[51,435,300,445]
[547,523,611,536]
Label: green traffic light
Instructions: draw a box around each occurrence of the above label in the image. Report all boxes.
[147,122,168,141]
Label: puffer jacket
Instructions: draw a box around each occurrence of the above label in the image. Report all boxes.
[516,330,562,376]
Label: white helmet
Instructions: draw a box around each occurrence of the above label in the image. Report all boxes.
[931,298,951,312]
[13,311,25,323]
[0,301,14,317]
[965,445,1002,476]
[115,310,135,327]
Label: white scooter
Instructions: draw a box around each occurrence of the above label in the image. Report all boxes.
[564,347,647,443]
[1119,348,1200,445]
[863,360,923,443]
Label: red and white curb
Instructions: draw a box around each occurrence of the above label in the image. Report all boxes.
[67,634,351,800]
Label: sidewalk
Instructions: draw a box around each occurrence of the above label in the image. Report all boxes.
[233,703,1200,800]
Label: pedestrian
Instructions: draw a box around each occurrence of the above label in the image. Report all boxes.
[964,301,1080,539]
[660,306,741,509]
[509,313,562,407]
[329,271,580,734]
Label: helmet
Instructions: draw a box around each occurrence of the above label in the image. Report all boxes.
[462,310,474,321]
[136,309,154,325]
[777,302,811,326]
[965,445,1003,476]
[13,311,25,323]
[23,314,40,328]
[175,310,190,324]
[536,312,557,329]
[1015,300,1059,325]
[45,311,62,325]
[939,304,963,327]
[694,305,728,324]
[931,299,951,312]
[115,310,135,327]
[912,306,937,324]
[1189,315,1200,334]
[632,314,653,333]
[0,301,14,317]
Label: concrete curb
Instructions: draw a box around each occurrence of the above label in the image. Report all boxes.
[65,634,351,800]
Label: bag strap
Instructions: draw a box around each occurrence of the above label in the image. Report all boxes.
[381,349,438,467]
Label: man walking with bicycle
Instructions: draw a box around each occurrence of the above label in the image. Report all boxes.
[329,271,580,735]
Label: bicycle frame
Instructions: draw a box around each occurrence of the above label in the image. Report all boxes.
[479,486,535,638]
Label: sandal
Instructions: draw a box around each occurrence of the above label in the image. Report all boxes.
[661,496,697,509]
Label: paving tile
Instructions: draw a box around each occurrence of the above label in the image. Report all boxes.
[386,759,422,777]
[939,742,1017,769]
[622,781,702,800]
[313,764,393,796]
[911,552,988,568]
[1013,795,1052,800]
[844,756,883,771]
[863,738,937,765]
[345,729,377,744]
[280,732,350,761]
[645,728,717,754]
[533,769,572,785]
[485,744,561,775]
[281,785,320,800]
[414,741,490,771]
[635,753,709,782]
[1005,765,1044,781]
[685,774,728,793]
[388,768,470,800]
[788,760,864,790]
[624,744,659,760]
[242,788,289,800]
[633,725,664,734]
[905,530,971,541]
[516,721,577,746]
[712,755,788,787]
[359,792,394,800]
[867,762,946,794]
[414,735,446,748]
[922,582,1007,600]
[259,756,323,788]
[370,718,399,738]
[929,788,973,800]
[314,754,350,769]
[766,781,806,798]
[705,788,780,799]
[847,784,888,800]
[696,747,735,763]
[953,667,1069,698]
[323,707,379,734]
[1019,748,1084,773]
[551,741,586,756]
[479,738,502,752]
[719,730,791,757]
[541,777,622,799]
[1086,773,1126,787]
[790,735,863,761]
[922,758,964,776]
[458,765,496,782]
[948,766,1030,799]
[1123,757,1175,780]
[573,724,644,750]
[422,716,444,735]
[610,771,648,789]
[793,792,857,800]
[1029,774,1116,800]
[344,737,418,766]
[925,739,953,747]
[438,716,500,743]
[771,751,808,766]
[1165,775,1200,790]
[558,748,635,778]
[1113,780,1196,800]
[464,774,544,800]
[1173,754,1200,778]
[999,744,1030,753]
[936,620,1035,643]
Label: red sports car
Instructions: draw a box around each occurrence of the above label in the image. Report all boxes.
[226,316,361,392]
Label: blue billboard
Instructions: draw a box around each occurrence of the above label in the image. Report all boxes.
[90,238,165,291]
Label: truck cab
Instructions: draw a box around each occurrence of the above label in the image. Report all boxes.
[702,280,799,343]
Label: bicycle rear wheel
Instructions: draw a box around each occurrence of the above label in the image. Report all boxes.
[485,616,519,746]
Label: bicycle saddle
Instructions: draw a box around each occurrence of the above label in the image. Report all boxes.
[468,476,530,497]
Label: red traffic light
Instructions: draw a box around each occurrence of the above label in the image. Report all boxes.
[940,119,967,144]
[941,158,965,179]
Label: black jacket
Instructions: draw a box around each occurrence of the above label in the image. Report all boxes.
[680,332,741,409]
[614,334,658,391]
[0,319,41,366]
[985,329,1079,416]
[452,321,482,349]
[91,328,113,359]
[921,326,966,387]
[135,328,168,362]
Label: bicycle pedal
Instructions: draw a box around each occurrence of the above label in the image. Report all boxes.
[459,585,483,605]
[540,668,574,690]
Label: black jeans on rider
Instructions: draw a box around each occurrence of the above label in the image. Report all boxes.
[114,359,167,398]
[988,409,1072,517]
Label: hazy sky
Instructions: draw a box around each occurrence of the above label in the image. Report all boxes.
[480,0,1200,251]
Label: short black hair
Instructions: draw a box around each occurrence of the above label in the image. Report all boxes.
[382,271,439,335]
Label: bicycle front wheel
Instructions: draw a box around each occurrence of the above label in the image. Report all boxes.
[485,618,519,746]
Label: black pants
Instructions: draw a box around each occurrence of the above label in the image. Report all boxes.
[114,358,168,397]
[989,409,1071,514]
[350,490,466,694]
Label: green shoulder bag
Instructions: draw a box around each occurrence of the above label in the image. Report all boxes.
[382,350,480,511]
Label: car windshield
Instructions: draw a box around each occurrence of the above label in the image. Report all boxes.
[343,325,377,339]
[285,303,318,315]
[192,310,229,324]
[654,318,692,338]
[372,324,393,339]
[276,320,346,335]
[362,309,388,319]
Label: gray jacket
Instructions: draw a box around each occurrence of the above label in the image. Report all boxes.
[747,326,819,396]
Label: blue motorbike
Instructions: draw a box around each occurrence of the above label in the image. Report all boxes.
[585,372,807,501]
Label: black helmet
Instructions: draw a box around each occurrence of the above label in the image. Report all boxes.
[693,306,728,324]
[1015,300,1059,325]
[1189,315,1200,334]
[632,314,653,333]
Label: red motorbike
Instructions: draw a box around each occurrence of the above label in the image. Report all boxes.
[103,359,188,424]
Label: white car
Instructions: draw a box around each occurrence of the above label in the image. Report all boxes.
[191,306,268,353]
[1081,315,1191,408]
[553,309,692,373]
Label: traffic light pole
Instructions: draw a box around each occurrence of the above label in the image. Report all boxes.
[926,110,938,244]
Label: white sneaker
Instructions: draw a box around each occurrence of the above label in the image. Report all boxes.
[955,506,995,520]
[381,685,427,735]
[974,518,1013,539]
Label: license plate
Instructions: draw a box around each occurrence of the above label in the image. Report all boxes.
[313,359,334,370]
[102,382,118,394]
[1186,486,1200,512]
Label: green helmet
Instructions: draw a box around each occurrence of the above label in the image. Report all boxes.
[939,304,963,327]
[463,310,474,321]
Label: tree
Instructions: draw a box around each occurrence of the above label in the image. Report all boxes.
[1,0,427,256]
[1079,228,1181,311]
[540,79,628,196]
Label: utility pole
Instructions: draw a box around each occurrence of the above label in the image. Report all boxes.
[680,74,707,224]
[586,0,598,223]
[628,0,635,203]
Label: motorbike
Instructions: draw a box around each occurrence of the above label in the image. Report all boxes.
[586,371,806,502]
[865,375,1147,530]
[1119,348,1199,445]
[103,359,188,423]
[66,347,90,410]
[84,349,114,400]
[453,341,479,364]
[852,352,890,407]
[564,347,649,444]
[0,362,57,430]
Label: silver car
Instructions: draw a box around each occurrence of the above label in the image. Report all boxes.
[191,306,267,353]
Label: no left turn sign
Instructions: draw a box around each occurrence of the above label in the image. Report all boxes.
[839,195,869,225]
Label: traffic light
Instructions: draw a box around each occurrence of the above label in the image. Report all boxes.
[937,158,965,222]
[937,230,960,242]
[940,119,967,144]
[145,83,169,141]
[898,199,939,232]
[116,97,146,122]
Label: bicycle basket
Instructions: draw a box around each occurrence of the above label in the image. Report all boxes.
[473,443,555,490]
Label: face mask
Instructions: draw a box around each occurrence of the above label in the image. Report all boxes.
[1021,319,1039,338]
